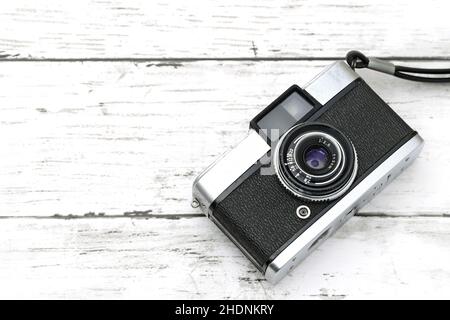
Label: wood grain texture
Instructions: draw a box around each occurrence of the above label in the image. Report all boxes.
[0,216,448,299]
[1,0,449,300]
[0,0,450,59]
[1,61,449,217]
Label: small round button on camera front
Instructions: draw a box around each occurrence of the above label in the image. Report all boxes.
[296,205,311,219]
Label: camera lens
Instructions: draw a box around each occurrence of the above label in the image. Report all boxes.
[303,146,330,171]
[273,123,358,202]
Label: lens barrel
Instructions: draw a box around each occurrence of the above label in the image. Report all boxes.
[274,123,358,202]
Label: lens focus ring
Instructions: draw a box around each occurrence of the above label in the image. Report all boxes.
[273,123,358,202]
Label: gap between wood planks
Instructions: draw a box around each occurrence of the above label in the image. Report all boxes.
[1,56,450,62]
[0,212,448,219]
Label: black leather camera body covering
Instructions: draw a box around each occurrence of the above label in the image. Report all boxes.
[192,62,423,283]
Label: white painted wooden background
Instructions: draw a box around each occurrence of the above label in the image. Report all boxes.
[0,0,449,299]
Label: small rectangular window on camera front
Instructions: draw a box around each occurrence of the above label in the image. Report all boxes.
[257,91,314,140]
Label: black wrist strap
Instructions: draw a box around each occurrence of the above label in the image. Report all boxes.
[346,50,450,83]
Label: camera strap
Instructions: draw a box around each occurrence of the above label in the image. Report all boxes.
[346,50,450,83]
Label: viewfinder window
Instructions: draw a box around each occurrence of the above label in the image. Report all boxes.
[257,91,314,140]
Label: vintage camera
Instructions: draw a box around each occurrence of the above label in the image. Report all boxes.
[192,61,423,283]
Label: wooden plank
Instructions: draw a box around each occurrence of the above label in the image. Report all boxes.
[0,60,449,217]
[0,0,450,59]
[0,216,448,299]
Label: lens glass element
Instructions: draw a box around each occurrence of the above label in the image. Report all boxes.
[304,146,330,170]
